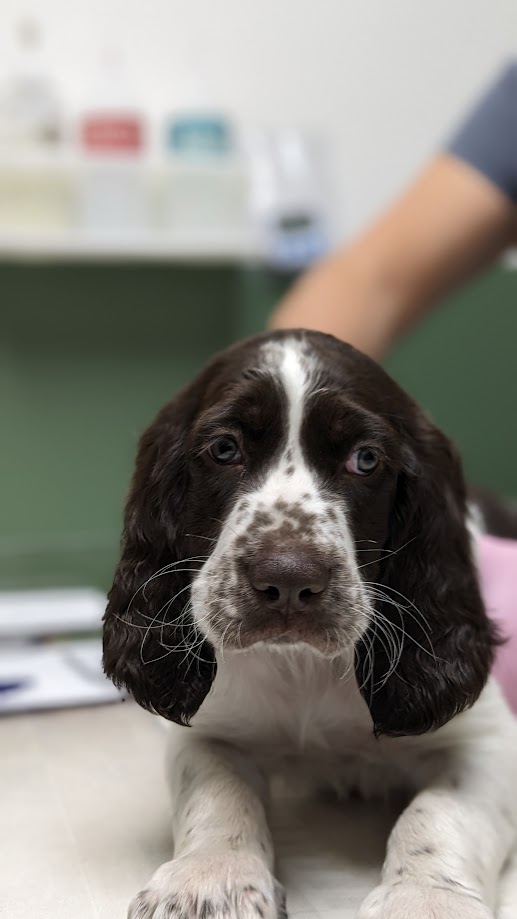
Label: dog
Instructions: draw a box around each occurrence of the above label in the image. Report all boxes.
[103,330,517,919]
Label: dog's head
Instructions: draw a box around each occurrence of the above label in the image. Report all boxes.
[103,330,497,736]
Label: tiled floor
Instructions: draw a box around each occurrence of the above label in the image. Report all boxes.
[0,702,396,919]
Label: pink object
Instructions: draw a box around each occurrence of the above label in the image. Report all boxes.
[81,116,143,152]
[477,534,517,714]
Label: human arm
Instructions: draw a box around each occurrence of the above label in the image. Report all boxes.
[270,62,517,360]
[270,153,516,360]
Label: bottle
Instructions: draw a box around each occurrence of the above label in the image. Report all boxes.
[0,19,62,151]
[160,77,250,244]
[75,48,149,234]
[0,20,70,234]
[251,129,330,271]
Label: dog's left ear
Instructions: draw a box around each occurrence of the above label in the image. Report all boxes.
[356,411,498,737]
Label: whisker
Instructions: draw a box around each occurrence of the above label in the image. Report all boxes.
[368,614,404,689]
[140,584,194,663]
[126,558,208,612]
[141,560,207,601]
[366,583,434,641]
[375,610,445,665]
[368,617,401,685]
[208,517,243,541]
[183,533,218,543]
[355,536,418,558]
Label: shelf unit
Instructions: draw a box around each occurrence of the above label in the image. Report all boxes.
[0,229,263,263]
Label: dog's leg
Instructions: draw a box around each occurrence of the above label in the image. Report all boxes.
[129,732,284,919]
[358,729,517,919]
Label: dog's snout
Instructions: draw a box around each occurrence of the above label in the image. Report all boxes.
[248,550,330,612]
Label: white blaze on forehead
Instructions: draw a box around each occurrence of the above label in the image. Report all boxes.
[262,337,314,463]
[280,341,311,458]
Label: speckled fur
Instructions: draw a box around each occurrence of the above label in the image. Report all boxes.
[191,340,369,657]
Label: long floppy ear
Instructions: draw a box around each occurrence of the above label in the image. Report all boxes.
[103,390,216,724]
[356,413,499,737]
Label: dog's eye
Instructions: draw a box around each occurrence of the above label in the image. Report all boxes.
[345,447,380,476]
[208,436,242,465]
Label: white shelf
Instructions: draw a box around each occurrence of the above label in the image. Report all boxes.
[1,231,513,268]
[0,229,264,263]
[0,149,263,262]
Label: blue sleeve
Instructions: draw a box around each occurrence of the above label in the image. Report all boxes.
[446,61,517,203]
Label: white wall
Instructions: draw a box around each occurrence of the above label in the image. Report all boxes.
[1,0,515,239]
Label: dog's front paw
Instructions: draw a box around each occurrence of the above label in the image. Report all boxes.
[128,851,286,919]
[357,882,493,919]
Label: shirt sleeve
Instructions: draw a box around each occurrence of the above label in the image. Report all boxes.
[446,60,517,203]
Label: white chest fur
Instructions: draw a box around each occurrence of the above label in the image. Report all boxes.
[187,646,449,799]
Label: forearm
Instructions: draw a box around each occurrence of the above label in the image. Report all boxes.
[268,242,422,361]
[270,155,517,360]
[382,721,517,909]
[169,736,272,863]
[383,787,514,906]
[130,734,280,919]
[359,720,517,919]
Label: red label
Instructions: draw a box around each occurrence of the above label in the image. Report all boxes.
[81,117,143,152]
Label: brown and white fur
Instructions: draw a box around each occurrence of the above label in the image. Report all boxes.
[103,330,517,919]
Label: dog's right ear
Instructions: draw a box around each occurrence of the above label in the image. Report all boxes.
[102,387,216,724]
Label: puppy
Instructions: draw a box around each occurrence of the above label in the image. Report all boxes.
[103,330,517,919]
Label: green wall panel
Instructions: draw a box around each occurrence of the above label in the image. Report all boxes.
[1,261,514,593]
[1,263,239,591]
[385,267,516,497]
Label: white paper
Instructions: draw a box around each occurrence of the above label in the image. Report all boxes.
[0,639,122,712]
[0,587,107,639]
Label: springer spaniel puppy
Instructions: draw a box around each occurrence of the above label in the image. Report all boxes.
[103,330,517,919]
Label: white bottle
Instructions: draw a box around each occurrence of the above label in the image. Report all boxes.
[252,129,329,271]
[0,19,62,151]
[75,49,149,234]
[0,20,70,234]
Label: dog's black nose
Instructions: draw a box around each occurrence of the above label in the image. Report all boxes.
[248,551,330,612]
